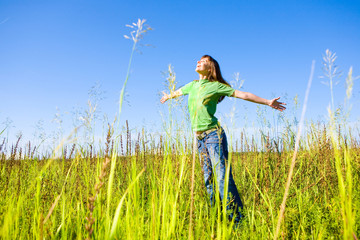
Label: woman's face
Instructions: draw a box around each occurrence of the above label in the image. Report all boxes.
[195,58,211,75]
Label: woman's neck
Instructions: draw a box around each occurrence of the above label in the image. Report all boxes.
[199,74,208,80]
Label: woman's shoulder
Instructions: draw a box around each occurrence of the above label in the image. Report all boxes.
[216,81,232,88]
[187,79,199,85]
[182,80,198,87]
[181,79,199,93]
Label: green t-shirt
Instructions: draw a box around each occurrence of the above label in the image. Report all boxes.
[180,79,235,132]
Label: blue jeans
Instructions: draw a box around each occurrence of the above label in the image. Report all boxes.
[197,127,243,223]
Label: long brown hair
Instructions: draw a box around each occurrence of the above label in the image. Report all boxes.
[201,55,231,103]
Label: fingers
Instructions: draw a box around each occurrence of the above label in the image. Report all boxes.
[272,106,285,111]
[270,97,286,111]
[160,92,168,104]
[160,91,167,104]
[270,99,286,111]
[276,102,286,107]
[274,97,286,105]
[276,105,286,111]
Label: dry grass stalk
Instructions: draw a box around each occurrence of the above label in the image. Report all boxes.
[31,145,37,159]
[27,141,31,158]
[69,143,76,160]
[10,133,22,160]
[85,125,113,240]
[0,138,5,152]
[274,60,315,240]
[43,194,61,224]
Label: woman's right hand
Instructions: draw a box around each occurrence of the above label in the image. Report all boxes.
[160,91,169,104]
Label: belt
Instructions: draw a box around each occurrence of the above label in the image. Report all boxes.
[196,127,218,140]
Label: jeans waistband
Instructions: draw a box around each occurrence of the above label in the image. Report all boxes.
[196,126,221,140]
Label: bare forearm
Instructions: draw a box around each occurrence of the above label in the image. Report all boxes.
[232,90,286,111]
[232,90,270,105]
[160,89,183,103]
[168,89,182,99]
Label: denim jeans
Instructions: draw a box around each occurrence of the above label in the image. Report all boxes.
[197,127,243,223]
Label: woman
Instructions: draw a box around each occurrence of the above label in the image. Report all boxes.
[160,55,286,223]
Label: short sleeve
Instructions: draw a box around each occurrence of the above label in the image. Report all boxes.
[217,83,235,97]
[180,81,195,95]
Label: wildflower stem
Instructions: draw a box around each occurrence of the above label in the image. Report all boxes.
[274,60,315,240]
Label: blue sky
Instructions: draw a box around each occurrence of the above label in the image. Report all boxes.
[1,0,360,146]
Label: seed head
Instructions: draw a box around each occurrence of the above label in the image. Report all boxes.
[124,18,152,43]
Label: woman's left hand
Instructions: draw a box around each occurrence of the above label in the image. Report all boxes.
[268,97,286,111]
[160,91,169,104]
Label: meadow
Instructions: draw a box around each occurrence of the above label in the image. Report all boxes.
[0,19,359,239]
[0,119,359,239]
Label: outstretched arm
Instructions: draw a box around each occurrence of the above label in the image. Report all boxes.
[231,90,286,111]
[160,89,183,104]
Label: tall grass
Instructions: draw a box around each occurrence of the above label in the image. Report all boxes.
[0,120,359,239]
[0,24,359,239]
[274,60,315,240]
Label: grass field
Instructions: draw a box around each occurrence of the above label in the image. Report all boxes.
[0,19,358,239]
[0,119,359,239]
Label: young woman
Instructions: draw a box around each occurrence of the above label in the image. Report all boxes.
[160,55,286,223]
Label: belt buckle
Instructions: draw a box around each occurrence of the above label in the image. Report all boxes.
[196,132,206,140]
[197,128,216,140]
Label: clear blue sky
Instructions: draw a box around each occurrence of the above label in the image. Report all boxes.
[1,0,360,146]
